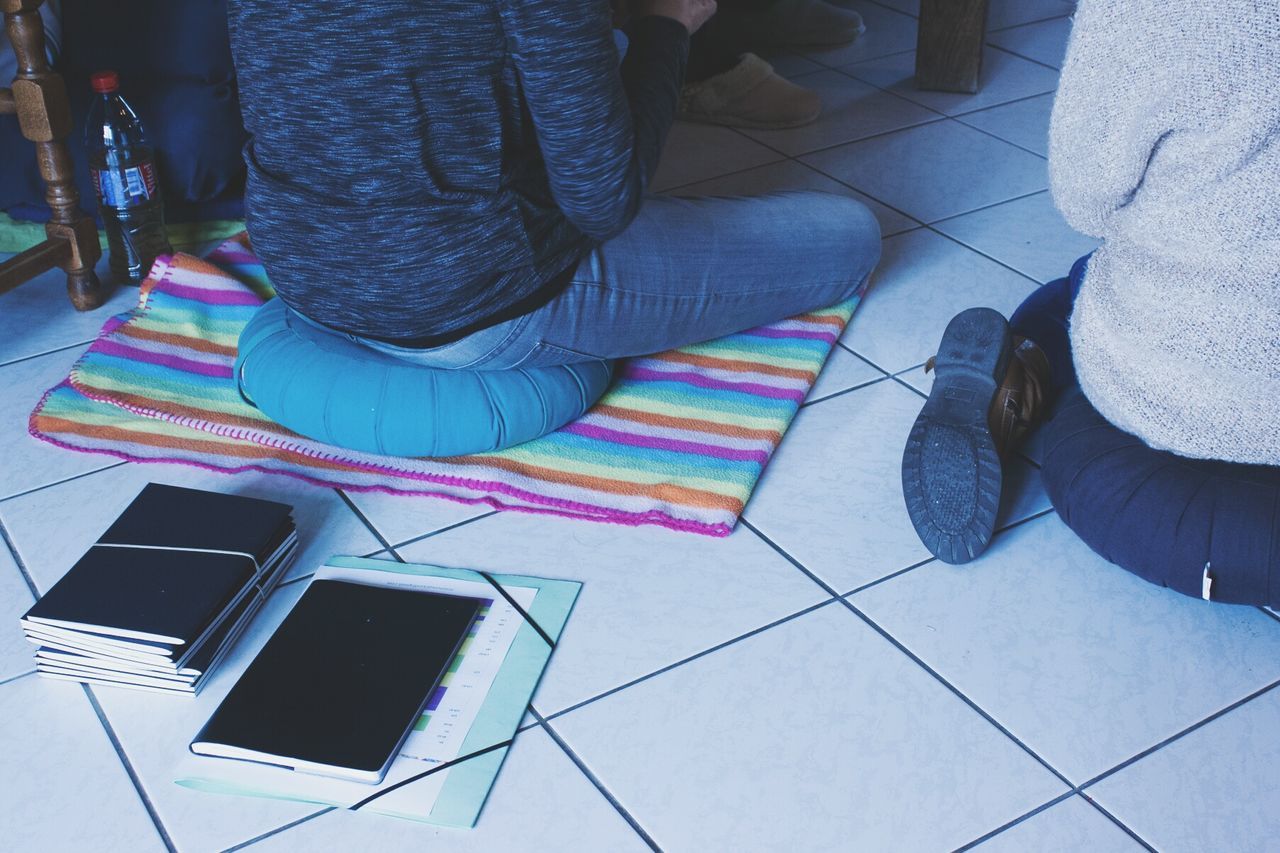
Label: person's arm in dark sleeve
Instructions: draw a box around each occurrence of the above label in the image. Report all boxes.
[617,14,689,196]
[499,0,689,241]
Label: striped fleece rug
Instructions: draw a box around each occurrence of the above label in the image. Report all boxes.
[30,235,862,537]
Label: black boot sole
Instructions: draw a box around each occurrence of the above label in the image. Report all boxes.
[901,307,1012,565]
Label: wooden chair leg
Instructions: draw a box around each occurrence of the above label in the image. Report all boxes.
[0,0,109,311]
[915,0,990,94]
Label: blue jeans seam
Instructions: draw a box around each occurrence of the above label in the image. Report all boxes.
[566,278,866,299]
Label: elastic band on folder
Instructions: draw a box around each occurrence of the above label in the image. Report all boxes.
[92,542,262,574]
[350,569,555,812]
[348,739,513,811]
[478,570,557,650]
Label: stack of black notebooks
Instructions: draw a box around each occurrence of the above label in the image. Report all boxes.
[21,483,297,696]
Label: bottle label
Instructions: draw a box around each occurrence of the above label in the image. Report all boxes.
[91,162,158,207]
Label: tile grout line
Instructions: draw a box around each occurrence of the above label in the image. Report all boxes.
[892,359,928,376]
[923,222,1047,289]
[984,41,1063,74]
[80,685,180,853]
[925,182,1055,224]
[219,808,336,853]
[727,111,947,176]
[751,507,1058,600]
[386,510,500,553]
[241,567,1269,853]
[532,710,663,852]
[921,185,1052,234]
[930,186,1051,225]
[1077,798,1158,852]
[857,0,918,19]
[954,790,1156,853]
[844,347,899,378]
[744,75,958,153]
[951,789,1078,852]
[4,478,183,850]
[933,114,1052,161]
[0,513,41,598]
[661,116,948,216]
[955,650,1280,850]
[0,337,96,369]
[222,642,683,851]
[543,599,840,723]
[947,85,1054,121]
[0,669,36,687]
[844,502,1054,600]
[837,595,1076,786]
[794,58,1065,208]
[822,51,1057,152]
[739,518,843,597]
[740,519,1077,789]
[888,370,929,399]
[988,13,1074,33]
[654,150,790,196]
[333,488,395,553]
[997,506,1056,533]
[836,339,875,363]
[752,116,944,168]
[839,554,937,598]
[801,373,891,408]
[1075,678,1280,794]
[800,44,910,72]
[780,141,1060,289]
[828,59,1046,129]
[741,118,1068,301]
[0,461,130,506]
[835,343,900,382]
[948,87,1056,120]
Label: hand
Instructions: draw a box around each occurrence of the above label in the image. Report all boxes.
[629,0,718,35]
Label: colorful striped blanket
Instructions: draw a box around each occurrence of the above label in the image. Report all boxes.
[30,235,861,537]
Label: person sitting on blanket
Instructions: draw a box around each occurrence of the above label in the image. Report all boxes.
[898,0,1280,607]
[224,0,880,375]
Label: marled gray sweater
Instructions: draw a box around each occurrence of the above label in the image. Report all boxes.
[1050,0,1280,465]
[227,1,687,347]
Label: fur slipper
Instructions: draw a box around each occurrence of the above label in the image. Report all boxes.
[679,54,822,130]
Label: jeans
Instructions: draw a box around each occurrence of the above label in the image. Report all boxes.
[350,191,882,370]
[1018,258,1280,607]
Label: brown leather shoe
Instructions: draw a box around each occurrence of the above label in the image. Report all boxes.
[922,336,1049,459]
[903,310,1050,564]
[988,337,1050,458]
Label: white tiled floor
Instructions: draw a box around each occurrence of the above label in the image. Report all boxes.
[4,4,1280,851]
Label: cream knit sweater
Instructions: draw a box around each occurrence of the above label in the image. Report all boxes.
[1049,0,1280,465]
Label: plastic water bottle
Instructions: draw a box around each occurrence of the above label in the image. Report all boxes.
[85,70,172,284]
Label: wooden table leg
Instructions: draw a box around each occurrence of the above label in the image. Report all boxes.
[0,0,109,311]
[915,0,990,94]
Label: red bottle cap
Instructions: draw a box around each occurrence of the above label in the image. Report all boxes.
[90,70,119,94]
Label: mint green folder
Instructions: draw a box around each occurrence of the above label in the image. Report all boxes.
[176,555,581,827]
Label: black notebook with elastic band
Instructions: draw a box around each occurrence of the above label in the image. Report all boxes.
[98,482,293,558]
[191,579,482,784]
[21,482,298,695]
[23,483,294,647]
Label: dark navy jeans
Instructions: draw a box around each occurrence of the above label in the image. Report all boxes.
[1013,257,1280,607]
